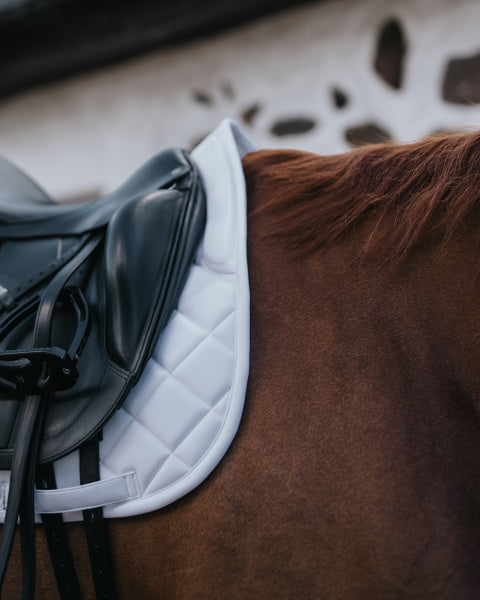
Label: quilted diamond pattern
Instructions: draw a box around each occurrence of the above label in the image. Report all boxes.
[101,264,236,492]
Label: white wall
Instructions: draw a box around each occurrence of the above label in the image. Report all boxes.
[0,0,479,200]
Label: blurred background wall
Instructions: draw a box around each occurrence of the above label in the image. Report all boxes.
[1,0,480,201]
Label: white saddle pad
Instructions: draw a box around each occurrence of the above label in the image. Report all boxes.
[0,119,255,522]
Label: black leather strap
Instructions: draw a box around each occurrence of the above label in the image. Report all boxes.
[37,436,117,600]
[0,394,43,597]
[80,436,117,600]
[36,464,82,600]
[0,235,101,599]
[20,396,47,599]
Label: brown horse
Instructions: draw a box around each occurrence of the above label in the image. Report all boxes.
[4,131,480,598]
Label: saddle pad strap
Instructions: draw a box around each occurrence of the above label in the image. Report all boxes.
[34,473,139,513]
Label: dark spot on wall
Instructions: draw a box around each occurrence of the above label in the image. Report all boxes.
[374,18,407,89]
[192,90,213,106]
[332,87,349,109]
[270,117,317,136]
[443,53,480,104]
[220,80,235,100]
[345,123,392,146]
[242,103,262,125]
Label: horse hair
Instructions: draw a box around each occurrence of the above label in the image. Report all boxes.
[243,131,480,263]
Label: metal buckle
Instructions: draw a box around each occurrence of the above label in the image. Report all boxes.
[0,347,79,393]
[0,286,89,394]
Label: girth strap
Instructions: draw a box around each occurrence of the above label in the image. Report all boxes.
[36,464,82,600]
[0,394,44,598]
[81,436,116,600]
[36,436,117,600]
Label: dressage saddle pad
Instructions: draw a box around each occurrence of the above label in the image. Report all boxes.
[0,119,254,521]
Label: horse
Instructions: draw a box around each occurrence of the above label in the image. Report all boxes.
[3,129,480,598]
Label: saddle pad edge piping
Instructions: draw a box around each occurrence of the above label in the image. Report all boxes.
[102,120,250,518]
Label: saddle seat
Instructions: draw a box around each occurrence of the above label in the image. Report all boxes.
[0,150,191,235]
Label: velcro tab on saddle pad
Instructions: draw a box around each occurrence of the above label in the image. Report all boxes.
[0,119,254,521]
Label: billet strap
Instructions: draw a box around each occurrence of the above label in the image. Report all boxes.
[80,436,116,600]
[0,394,43,597]
[37,464,81,600]
[38,437,117,600]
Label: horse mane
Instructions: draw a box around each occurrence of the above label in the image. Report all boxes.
[243,131,480,262]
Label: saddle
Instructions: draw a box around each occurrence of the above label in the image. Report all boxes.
[0,149,206,599]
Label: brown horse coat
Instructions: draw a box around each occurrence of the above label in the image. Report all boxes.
[4,132,480,598]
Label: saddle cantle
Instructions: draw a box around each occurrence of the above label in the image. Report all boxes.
[0,148,206,598]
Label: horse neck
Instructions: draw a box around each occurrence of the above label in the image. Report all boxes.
[246,188,480,593]
[246,165,480,411]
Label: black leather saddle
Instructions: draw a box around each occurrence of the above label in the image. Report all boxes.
[0,149,206,599]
